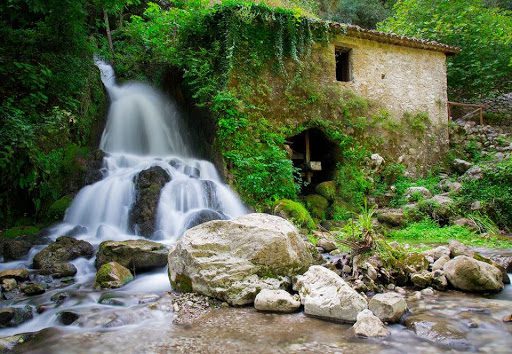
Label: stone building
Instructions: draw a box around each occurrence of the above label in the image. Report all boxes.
[329,24,459,126]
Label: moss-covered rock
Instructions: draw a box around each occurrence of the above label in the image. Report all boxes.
[444,255,504,292]
[94,262,133,289]
[315,181,337,201]
[303,194,329,220]
[273,199,315,230]
[95,239,168,273]
[403,253,430,273]
[46,195,73,221]
[33,236,94,270]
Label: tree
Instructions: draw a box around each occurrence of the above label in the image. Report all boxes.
[378,0,512,100]
[317,0,395,29]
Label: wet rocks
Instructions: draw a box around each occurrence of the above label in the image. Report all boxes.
[168,213,314,305]
[352,309,390,337]
[411,272,433,289]
[404,313,473,351]
[0,306,33,328]
[96,240,168,273]
[0,269,29,281]
[38,262,77,278]
[182,209,227,231]
[95,262,133,289]
[294,265,367,323]
[32,236,94,274]
[2,239,32,261]
[130,166,171,237]
[21,283,46,296]
[368,292,407,323]
[254,289,301,313]
[443,256,504,292]
[315,232,337,252]
[58,311,80,325]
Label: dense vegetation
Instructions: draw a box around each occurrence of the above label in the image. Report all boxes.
[1,0,511,253]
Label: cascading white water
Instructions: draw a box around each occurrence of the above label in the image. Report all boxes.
[0,59,245,337]
[63,59,246,244]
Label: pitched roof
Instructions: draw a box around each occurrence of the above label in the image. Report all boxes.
[329,23,460,55]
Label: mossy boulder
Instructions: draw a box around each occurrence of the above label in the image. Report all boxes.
[443,255,504,292]
[46,195,73,221]
[315,181,336,201]
[95,262,133,289]
[303,194,329,220]
[273,199,315,230]
[403,253,429,273]
[168,213,314,305]
[95,239,168,273]
[33,236,94,271]
[129,166,171,237]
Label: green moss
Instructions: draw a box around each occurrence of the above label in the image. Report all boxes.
[46,195,73,222]
[315,181,336,201]
[273,199,316,229]
[2,225,40,239]
[303,194,329,220]
[95,262,134,289]
[171,273,194,293]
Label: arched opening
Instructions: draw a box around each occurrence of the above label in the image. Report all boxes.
[286,128,339,194]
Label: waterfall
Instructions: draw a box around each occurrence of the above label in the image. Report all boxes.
[62,59,246,244]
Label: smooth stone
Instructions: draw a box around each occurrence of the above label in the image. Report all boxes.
[352,309,390,337]
[443,256,504,292]
[254,289,301,313]
[368,292,407,323]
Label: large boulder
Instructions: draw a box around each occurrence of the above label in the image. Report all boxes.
[129,166,171,237]
[352,309,390,337]
[182,209,227,231]
[254,289,301,313]
[293,265,368,323]
[168,213,314,305]
[376,209,405,227]
[368,292,407,323]
[32,236,93,272]
[96,240,168,272]
[95,262,133,289]
[443,256,504,292]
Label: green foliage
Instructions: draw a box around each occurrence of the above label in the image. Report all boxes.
[303,194,329,220]
[1,226,40,239]
[46,195,74,222]
[388,219,512,248]
[336,203,378,253]
[273,199,316,229]
[379,0,512,100]
[458,157,512,229]
[317,0,395,28]
[403,111,430,135]
[0,0,105,226]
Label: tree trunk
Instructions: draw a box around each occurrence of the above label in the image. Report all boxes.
[103,10,114,57]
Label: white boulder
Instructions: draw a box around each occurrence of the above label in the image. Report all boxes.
[293,265,367,323]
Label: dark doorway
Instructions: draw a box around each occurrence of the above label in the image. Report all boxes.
[335,47,352,82]
[286,128,339,194]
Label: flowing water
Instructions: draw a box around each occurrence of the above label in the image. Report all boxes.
[0,60,245,338]
[2,62,512,353]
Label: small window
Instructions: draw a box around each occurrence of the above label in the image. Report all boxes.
[335,47,352,82]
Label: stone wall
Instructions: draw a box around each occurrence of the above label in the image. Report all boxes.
[330,35,449,127]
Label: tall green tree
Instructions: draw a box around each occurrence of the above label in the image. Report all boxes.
[317,0,395,29]
[378,0,512,100]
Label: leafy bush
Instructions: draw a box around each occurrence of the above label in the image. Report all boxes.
[458,158,512,230]
[2,226,40,239]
